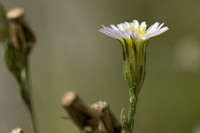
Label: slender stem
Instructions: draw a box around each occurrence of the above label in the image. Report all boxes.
[121,56,138,133]
[127,87,137,133]
[24,58,38,133]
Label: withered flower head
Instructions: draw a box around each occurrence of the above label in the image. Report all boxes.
[7,8,36,56]
[7,8,25,21]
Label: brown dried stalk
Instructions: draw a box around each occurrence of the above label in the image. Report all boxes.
[61,91,122,133]
[91,101,121,133]
[61,91,99,133]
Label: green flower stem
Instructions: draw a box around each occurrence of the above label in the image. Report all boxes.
[0,2,37,132]
[23,58,32,111]
[120,39,147,133]
[18,77,32,112]
[127,87,137,133]
[23,58,38,133]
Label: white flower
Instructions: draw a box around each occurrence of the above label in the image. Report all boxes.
[99,19,168,40]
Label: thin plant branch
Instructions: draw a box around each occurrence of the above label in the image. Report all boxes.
[61,91,122,133]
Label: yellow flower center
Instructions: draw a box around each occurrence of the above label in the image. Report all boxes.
[129,26,135,31]
[129,25,147,38]
[137,27,146,38]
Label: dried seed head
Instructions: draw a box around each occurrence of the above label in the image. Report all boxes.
[7,8,24,21]
[61,91,99,130]
[61,91,78,107]
[91,101,108,116]
[10,128,23,133]
[7,8,36,56]
[91,101,122,133]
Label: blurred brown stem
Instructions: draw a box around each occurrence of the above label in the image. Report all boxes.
[61,91,122,133]
[91,101,122,133]
[62,91,99,133]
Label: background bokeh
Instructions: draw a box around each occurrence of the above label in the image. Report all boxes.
[0,0,200,133]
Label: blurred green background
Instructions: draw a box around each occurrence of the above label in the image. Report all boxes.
[1,0,200,133]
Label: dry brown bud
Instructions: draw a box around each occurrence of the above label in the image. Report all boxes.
[62,91,98,131]
[7,8,24,21]
[91,101,122,133]
[10,128,23,133]
[7,8,36,56]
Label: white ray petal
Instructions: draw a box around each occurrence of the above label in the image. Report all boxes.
[99,20,168,40]
[140,21,147,30]
[110,24,130,38]
[124,22,130,29]
[110,24,119,31]
[98,29,115,38]
[110,24,129,38]
[132,20,139,29]
[131,30,139,39]
[122,22,133,36]
[146,22,159,34]
[153,26,169,36]
[158,23,164,30]
[144,26,168,39]
[116,23,131,38]
[98,29,116,38]
[117,23,125,31]
[99,26,120,39]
